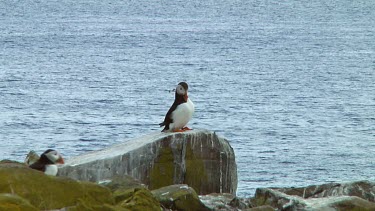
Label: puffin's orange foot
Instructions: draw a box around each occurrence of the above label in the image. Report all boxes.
[172,127,192,132]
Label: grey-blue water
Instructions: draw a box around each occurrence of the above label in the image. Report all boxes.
[1,0,374,197]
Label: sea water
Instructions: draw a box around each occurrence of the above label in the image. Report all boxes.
[1,0,374,197]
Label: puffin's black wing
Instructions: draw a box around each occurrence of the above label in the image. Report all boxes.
[160,90,187,131]
[159,102,179,131]
[29,160,46,172]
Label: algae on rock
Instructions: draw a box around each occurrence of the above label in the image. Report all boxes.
[120,188,161,211]
[0,193,38,211]
[0,163,114,210]
[59,129,237,195]
[101,175,147,204]
[149,146,175,189]
[251,180,375,211]
[152,184,210,211]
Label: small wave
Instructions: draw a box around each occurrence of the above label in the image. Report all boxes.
[78,138,98,142]
[259,150,276,154]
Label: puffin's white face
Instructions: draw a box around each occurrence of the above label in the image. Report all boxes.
[176,84,187,95]
[45,150,64,164]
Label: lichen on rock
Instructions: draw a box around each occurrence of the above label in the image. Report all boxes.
[152,184,210,211]
[251,180,375,211]
[149,146,175,189]
[120,188,161,211]
[59,129,237,195]
[0,193,38,211]
[0,163,114,210]
[100,175,147,204]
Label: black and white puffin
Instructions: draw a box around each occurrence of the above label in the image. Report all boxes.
[159,82,195,132]
[29,149,64,176]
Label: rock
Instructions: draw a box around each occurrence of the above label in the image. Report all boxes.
[199,193,250,210]
[58,129,237,195]
[101,175,147,204]
[101,175,147,192]
[0,193,38,211]
[306,195,375,211]
[120,188,161,211]
[244,205,275,211]
[113,188,139,205]
[0,163,114,210]
[229,196,250,209]
[251,188,304,210]
[275,180,375,202]
[0,159,26,167]
[200,193,235,210]
[67,202,129,211]
[151,184,210,211]
[251,180,375,211]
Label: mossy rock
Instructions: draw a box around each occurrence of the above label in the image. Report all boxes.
[67,200,130,211]
[101,175,146,193]
[120,188,161,211]
[246,205,275,211]
[0,160,27,167]
[113,188,137,204]
[149,140,209,193]
[0,193,38,211]
[184,145,208,194]
[58,130,237,195]
[0,164,114,210]
[149,146,175,189]
[328,196,375,211]
[152,184,210,211]
[100,175,147,204]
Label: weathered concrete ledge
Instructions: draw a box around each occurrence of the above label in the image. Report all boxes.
[58,129,237,195]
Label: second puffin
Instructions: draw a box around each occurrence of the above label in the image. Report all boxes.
[159,82,195,132]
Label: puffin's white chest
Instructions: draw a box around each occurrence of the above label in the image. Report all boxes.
[44,165,58,176]
[171,98,195,130]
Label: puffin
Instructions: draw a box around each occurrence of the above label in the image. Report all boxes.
[159,82,195,132]
[29,149,64,176]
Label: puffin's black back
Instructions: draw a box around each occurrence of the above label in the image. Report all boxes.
[159,82,189,131]
[29,149,55,172]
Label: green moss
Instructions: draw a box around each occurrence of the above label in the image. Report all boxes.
[120,188,160,211]
[100,175,147,204]
[68,200,130,211]
[102,175,145,193]
[149,147,174,190]
[172,189,206,211]
[174,195,204,211]
[149,140,208,193]
[332,197,375,211]
[151,185,209,211]
[251,195,267,207]
[0,193,38,211]
[113,188,137,204]
[184,146,208,194]
[0,165,114,210]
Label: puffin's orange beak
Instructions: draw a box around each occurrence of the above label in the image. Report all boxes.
[56,157,64,164]
[184,93,188,102]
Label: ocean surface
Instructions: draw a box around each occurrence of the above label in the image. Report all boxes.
[1,0,374,197]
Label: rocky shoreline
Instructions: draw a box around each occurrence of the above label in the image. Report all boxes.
[1,130,374,210]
